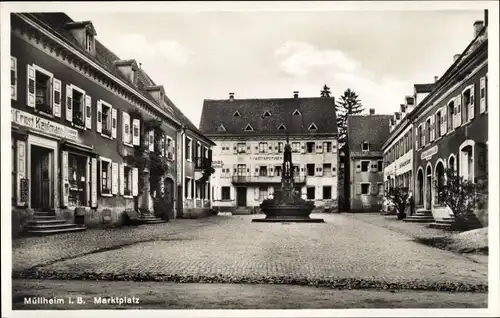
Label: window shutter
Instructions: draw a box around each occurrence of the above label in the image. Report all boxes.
[415,128,419,149]
[26,64,36,107]
[122,111,130,143]
[111,162,119,195]
[132,167,139,196]
[148,130,154,152]
[469,84,475,120]
[455,95,462,127]
[65,85,73,122]
[91,158,98,207]
[422,121,426,145]
[16,140,27,206]
[253,143,259,154]
[356,163,361,173]
[61,151,69,207]
[430,117,435,141]
[442,106,447,135]
[371,162,377,173]
[160,135,165,156]
[85,95,92,129]
[233,164,237,175]
[96,101,102,133]
[371,183,378,195]
[132,119,140,146]
[11,56,17,100]
[254,166,259,177]
[254,187,259,201]
[480,77,486,113]
[356,183,361,195]
[301,143,306,153]
[317,143,323,153]
[118,163,124,195]
[51,78,62,117]
[111,108,117,139]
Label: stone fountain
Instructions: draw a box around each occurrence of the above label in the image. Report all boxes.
[252,136,325,223]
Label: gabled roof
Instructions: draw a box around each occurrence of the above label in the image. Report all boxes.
[200,96,337,135]
[347,114,392,153]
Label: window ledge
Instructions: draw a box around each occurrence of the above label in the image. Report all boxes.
[34,109,54,119]
[100,193,113,197]
[101,133,113,140]
[123,142,134,148]
[72,123,86,130]
[123,195,133,199]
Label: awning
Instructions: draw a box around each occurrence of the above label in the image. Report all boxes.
[61,139,98,157]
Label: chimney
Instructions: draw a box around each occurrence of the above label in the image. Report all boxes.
[369,108,375,115]
[434,76,439,83]
[139,63,142,69]
[400,104,406,113]
[485,9,488,27]
[473,20,484,38]
[293,91,299,98]
[453,54,461,63]
[229,92,234,101]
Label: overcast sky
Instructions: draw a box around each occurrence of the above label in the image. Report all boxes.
[67,10,485,127]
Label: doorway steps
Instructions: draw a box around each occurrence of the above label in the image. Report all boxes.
[137,215,167,224]
[403,209,434,223]
[25,210,86,236]
[429,212,484,230]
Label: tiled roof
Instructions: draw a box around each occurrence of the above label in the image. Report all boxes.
[414,83,435,93]
[347,114,392,153]
[199,97,338,135]
[25,13,213,144]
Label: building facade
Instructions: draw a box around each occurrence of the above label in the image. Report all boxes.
[10,13,211,233]
[199,92,339,213]
[346,110,392,212]
[412,18,488,225]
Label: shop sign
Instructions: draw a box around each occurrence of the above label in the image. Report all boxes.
[11,109,79,141]
[399,159,411,169]
[249,156,283,161]
[421,146,438,161]
[212,160,224,168]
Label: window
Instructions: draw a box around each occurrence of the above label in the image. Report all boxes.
[462,87,474,122]
[233,111,241,117]
[480,76,487,113]
[263,111,271,117]
[306,164,315,176]
[362,142,369,151]
[259,142,268,153]
[259,166,268,177]
[277,124,286,131]
[307,187,315,200]
[275,166,282,176]
[185,137,192,161]
[419,124,424,147]
[259,186,268,201]
[237,164,246,176]
[322,186,332,200]
[100,158,113,196]
[426,118,432,143]
[68,154,87,206]
[377,161,383,172]
[237,143,246,153]
[308,123,318,131]
[278,142,284,153]
[361,161,370,172]
[34,68,53,114]
[99,101,114,137]
[447,100,455,131]
[166,137,174,160]
[323,142,332,152]
[361,183,370,195]
[435,111,442,138]
[244,123,254,131]
[306,142,315,153]
[220,186,230,200]
[292,142,300,153]
[11,56,17,100]
[378,183,384,196]
[185,178,192,198]
[323,163,332,176]
[217,124,226,132]
[123,166,132,196]
[292,109,301,116]
[85,32,94,53]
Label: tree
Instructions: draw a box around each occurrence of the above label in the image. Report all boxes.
[335,89,364,146]
[384,187,410,220]
[434,168,488,230]
[321,84,331,97]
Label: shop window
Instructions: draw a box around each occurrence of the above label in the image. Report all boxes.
[221,186,230,200]
[259,186,267,201]
[68,154,87,206]
[100,159,112,196]
[123,166,132,196]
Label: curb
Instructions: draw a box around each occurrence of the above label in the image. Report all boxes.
[12,270,488,293]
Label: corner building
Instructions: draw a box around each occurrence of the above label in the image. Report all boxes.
[199,92,339,213]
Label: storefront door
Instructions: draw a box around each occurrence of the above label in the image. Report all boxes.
[30,145,53,209]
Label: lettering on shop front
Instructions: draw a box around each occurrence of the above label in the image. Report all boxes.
[11,109,79,141]
[212,160,224,168]
[421,146,438,161]
[399,159,411,169]
[249,156,283,161]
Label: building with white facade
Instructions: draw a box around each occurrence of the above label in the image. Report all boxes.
[199,92,339,213]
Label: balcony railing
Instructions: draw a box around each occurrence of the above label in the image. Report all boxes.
[194,157,212,170]
[231,175,306,184]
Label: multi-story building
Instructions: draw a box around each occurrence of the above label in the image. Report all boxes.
[10,13,212,235]
[412,16,488,226]
[199,92,339,213]
[345,109,392,212]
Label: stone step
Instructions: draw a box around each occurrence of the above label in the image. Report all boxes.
[27,219,67,226]
[139,218,167,224]
[403,216,434,223]
[26,226,87,236]
[429,222,452,230]
[25,223,82,231]
[34,211,53,216]
[33,215,57,220]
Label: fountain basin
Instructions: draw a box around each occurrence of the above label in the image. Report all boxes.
[252,204,324,223]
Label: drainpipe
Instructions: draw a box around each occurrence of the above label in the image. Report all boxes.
[180,125,187,217]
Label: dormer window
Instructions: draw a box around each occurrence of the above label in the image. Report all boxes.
[292,109,302,116]
[217,124,226,132]
[85,32,94,53]
[233,111,241,117]
[263,110,271,117]
[362,142,369,151]
[277,124,286,131]
[244,123,254,131]
[308,123,318,131]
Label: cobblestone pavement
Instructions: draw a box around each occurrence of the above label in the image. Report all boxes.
[13,213,487,289]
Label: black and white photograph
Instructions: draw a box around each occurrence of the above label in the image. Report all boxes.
[1,1,499,317]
